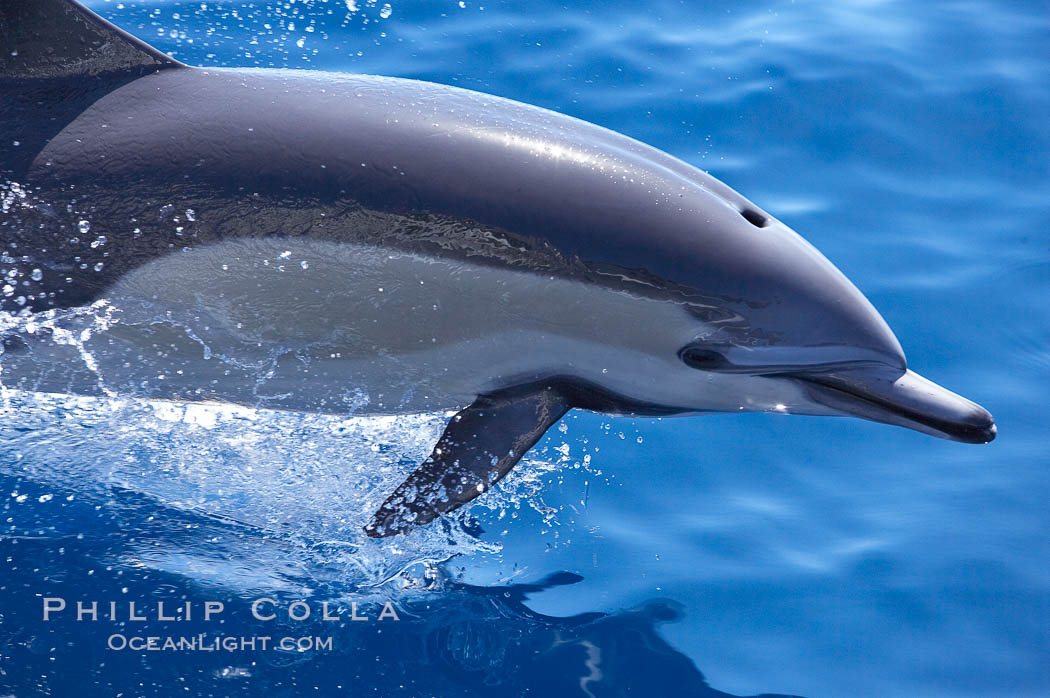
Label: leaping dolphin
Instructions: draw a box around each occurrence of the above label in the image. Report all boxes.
[0,0,994,538]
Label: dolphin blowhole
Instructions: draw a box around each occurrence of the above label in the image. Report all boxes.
[0,0,995,538]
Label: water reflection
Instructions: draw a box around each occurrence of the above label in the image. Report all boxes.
[0,475,801,697]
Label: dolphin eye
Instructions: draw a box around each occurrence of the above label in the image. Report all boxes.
[740,207,769,228]
[678,346,730,370]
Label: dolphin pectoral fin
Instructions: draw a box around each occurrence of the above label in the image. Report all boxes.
[364,385,572,538]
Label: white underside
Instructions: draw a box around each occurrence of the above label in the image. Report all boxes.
[1,239,817,417]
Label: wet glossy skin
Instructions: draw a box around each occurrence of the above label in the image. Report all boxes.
[11,68,899,355]
[1,64,994,442]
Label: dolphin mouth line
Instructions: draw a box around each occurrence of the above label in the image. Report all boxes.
[789,371,997,444]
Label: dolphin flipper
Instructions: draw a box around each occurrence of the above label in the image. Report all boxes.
[365,386,571,538]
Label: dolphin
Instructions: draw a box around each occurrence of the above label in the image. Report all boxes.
[0,0,994,538]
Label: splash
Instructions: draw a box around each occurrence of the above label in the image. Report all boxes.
[0,303,588,593]
[1,172,600,592]
[89,0,407,67]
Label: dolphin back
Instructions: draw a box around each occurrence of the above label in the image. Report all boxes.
[0,0,182,178]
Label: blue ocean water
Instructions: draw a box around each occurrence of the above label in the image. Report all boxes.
[1,1,1048,696]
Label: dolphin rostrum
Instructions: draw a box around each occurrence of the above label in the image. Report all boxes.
[0,0,995,538]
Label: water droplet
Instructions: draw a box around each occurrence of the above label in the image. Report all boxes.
[31,268,42,281]
[379,3,392,18]
[78,219,90,234]
[300,260,309,269]
[93,262,104,272]
[185,208,196,221]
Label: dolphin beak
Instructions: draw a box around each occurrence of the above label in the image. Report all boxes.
[791,367,996,444]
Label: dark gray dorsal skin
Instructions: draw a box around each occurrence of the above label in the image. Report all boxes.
[0,1,995,538]
[0,0,180,176]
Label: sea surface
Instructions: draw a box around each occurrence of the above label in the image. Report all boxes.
[1,1,1048,696]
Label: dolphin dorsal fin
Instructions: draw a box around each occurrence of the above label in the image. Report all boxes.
[0,0,182,80]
